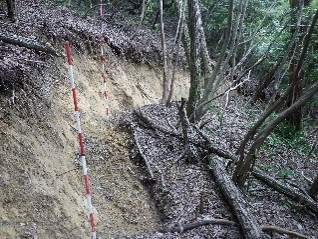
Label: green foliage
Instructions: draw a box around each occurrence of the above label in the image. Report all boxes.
[209,103,217,113]
[275,167,293,178]
[262,120,311,155]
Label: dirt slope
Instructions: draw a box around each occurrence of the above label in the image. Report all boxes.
[0,42,189,238]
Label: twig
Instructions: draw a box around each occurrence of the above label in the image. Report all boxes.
[198,75,251,110]
[198,114,217,129]
[301,171,313,184]
[167,118,177,131]
[68,123,77,132]
[56,168,78,178]
[174,150,187,163]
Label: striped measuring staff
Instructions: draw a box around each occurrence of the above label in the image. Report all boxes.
[65,41,97,239]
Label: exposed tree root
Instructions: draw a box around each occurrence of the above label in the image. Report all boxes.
[133,129,155,182]
[0,32,59,56]
[162,219,236,233]
[260,225,311,239]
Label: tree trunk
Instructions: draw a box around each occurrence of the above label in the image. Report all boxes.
[286,0,311,130]
[309,175,318,201]
[185,0,202,120]
[233,80,318,188]
[159,0,169,103]
[236,14,303,159]
[166,0,184,105]
[209,157,265,238]
[233,6,318,188]
[5,0,15,21]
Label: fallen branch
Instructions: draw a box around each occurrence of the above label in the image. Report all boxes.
[135,109,236,162]
[193,125,237,162]
[261,225,311,239]
[153,164,167,192]
[134,108,180,137]
[0,32,59,56]
[253,168,318,214]
[163,219,236,233]
[208,157,264,239]
[134,108,318,215]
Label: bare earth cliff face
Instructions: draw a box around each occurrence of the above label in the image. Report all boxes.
[0,2,189,238]
[0,51,189,239]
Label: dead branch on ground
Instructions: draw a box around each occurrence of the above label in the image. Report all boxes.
[260,225,310,239]
[134,108,318,215]
[208,157,264,238]
[162,219,236,233]
[253,168,318,214]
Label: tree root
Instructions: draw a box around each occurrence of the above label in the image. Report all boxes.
[163,220,310,239]
[0,31,59,56]
[133,129,155,182]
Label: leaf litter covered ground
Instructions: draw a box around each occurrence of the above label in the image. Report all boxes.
[121,100,318,239]
[0,1,318,238]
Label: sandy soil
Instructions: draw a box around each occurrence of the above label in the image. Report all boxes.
[0,47,189,238]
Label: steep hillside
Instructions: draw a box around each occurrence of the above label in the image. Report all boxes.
[0,46,189,239]
[2,1,318,239]
[0,2,189,238]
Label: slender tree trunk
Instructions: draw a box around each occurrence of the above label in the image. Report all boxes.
[252,2,303,104]
[159,0,169,103]
[166,0,185,105]
[233,80,318,188]
[234,6,318,185]
[286,0,312,130]
[5,0,15,21]
[186,0,201,120]
[309,175,318,201]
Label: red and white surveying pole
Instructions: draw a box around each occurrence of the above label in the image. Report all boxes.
[99,0,110,116]
[65,41,97,239]
[99,0,103,17]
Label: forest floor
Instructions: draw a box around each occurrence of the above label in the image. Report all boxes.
[0,1,317,239]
